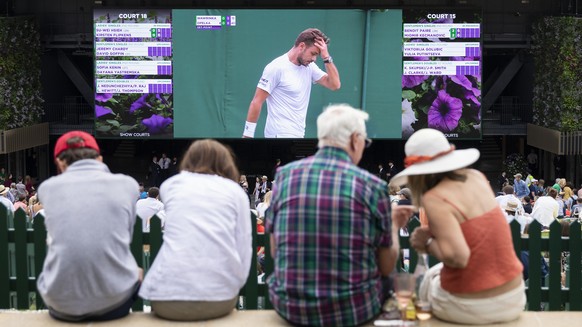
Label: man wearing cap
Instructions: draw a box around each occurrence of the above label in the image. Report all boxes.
[513,173,529,199]
[37,131,141,322]
[266,104,414,326]
[529,179,540,199]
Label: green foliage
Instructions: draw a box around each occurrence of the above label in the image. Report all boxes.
[503,153,529,178]
[532,17,582,132]
[0,17,44,130]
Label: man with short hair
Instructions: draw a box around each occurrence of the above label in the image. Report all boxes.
[532,188,560,227]
[136,186,165,232]
[243,28,341,138]
[529,179,540,199]
[259,175,270,201]
[37,131,141,322]
[15,176,26,196]
[513,173,529,199]
[158,153,171,184]
[496,185,524,214]
[386,160,398,182]
[266,104,413,326]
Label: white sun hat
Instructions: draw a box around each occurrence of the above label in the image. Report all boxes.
[390,128,480,186]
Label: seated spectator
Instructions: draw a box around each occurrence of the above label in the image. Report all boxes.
[28,194,44,219]
[0,185,15,213]
[537,179,545,196]
[136,187,165,232]
[3,173,12,187]
[138,182,147,200]
[7,182,17,203]
[571,198,582,218]
[24,175,35,194]
[399,128,525,325]
[15,176,27,196]
[523,196,533,214]
[496,185,524,213]
[13,193,30,217]
[397,187,412,205]
[256,190,272,218]
[504,201,529,234]
[531,188,560,227]
[139,139,252,321]
[388,183,400,203]
[37,131,141,322]
[267,104,413,326]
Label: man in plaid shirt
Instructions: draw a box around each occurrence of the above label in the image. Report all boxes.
[265,104,413,326]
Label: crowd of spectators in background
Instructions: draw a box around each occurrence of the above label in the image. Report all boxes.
[5,100,582,325]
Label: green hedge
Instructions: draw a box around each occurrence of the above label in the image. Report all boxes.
[0,16,44,130]
[532,17,582,132]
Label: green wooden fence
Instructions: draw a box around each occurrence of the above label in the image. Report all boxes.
[0,209,272,311]
[0,209,579,311]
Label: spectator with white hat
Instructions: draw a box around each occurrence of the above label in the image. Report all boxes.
[394,128,525,325]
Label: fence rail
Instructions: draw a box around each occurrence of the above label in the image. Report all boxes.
[1,209,580,312]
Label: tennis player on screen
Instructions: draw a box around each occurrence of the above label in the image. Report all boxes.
[242,28,341,138]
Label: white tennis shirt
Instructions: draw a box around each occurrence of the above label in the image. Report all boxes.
[258,54,326,138]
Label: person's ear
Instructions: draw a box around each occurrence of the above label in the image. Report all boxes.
[349,133,358,151]
[55,158,68,174]
[96,155,103,162]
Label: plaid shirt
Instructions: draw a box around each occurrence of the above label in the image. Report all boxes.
[266,147,393,327]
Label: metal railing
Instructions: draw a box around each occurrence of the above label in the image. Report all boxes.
[42,103,93,125]
[483,103,533,125]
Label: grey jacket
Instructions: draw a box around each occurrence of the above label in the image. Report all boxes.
[37,159,139,316]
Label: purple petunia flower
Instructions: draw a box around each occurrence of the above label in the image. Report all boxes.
[450,75,474,91]
[95,93,113,102]
[129,94,151,113]
[142,114,173,134]
[428,90,463,132]
[402,75,429,88]
[95,105,113,118]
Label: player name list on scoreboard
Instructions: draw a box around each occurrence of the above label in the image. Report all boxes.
[403,23,480,76]
[95,22,172,93]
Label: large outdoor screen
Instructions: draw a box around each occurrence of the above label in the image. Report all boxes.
[93,8,481,140]
[401,9,482,139]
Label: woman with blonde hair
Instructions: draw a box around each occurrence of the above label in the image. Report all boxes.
[256,190,272,219]
[139,139,252,321]
[388,183,400,204]
[392,129,525,325]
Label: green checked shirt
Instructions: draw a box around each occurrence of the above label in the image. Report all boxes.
[266,146,393,327]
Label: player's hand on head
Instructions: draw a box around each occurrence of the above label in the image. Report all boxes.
[314,37,329,58]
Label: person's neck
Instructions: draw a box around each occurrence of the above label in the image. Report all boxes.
[287,48,300,66]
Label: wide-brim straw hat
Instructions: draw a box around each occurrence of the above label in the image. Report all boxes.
[390,128,480,186]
